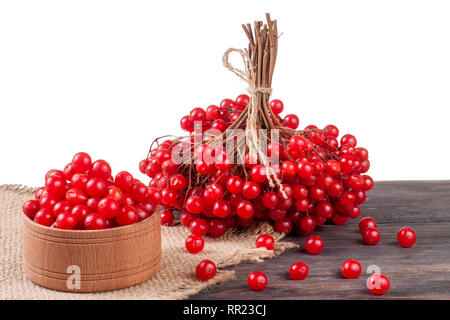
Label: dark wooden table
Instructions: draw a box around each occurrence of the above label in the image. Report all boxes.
[191,181,450,300]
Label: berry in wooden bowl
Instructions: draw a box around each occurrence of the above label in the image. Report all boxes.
[22,152,161,292]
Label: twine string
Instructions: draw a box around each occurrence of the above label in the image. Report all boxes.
[222,48,272,95]
[222,47,286,196]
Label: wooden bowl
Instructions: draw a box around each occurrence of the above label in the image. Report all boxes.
[22,210,161,293]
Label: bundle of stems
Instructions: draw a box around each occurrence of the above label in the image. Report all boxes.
[149,14,336,195]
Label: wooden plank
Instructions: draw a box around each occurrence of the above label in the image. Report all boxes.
[362,180,450,224]
[190,181,450,299]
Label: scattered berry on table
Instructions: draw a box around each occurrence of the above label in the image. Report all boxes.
[362,227,380,245]
[397,227,416,248]
[359,217,377,232]
[305,235,324,255]
[196,260,217,281]
[247,271,268,291]
[255,234,275,250]
[289,262,309,280]
[341,259,362,279]
[185,235,205,254]
[367,273,390,295]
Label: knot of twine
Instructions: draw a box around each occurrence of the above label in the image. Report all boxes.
[221,48,286,197]
[222,48,272,95]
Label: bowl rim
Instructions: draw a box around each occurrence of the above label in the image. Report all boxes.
[22,207,160,236]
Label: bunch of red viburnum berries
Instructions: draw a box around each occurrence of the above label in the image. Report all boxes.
[139,94,374,240]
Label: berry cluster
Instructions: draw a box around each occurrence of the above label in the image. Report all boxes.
[140,95,374,241]
[22,152,156,230]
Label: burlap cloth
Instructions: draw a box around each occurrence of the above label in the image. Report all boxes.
[0,184,296,300]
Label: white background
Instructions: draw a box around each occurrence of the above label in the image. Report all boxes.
[1,0,449,187]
